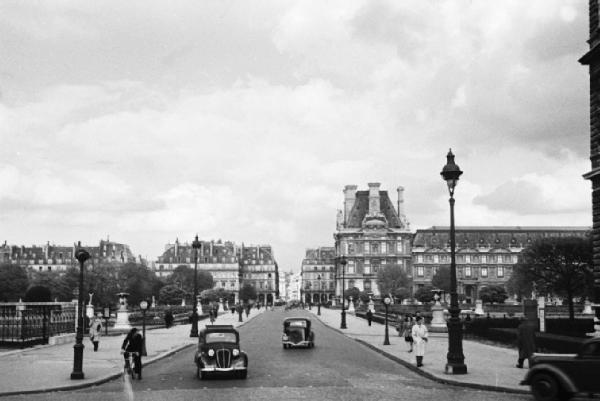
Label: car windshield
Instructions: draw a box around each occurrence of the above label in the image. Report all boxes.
[288,321,307,328]
[205,332,237,344]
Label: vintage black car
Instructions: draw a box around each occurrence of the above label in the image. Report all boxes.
[282,317,314,348]
[194,325,248,379]
[520,337,600,401]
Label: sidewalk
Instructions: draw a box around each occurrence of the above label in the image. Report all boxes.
[0,308,264,397]
[310,307,529,395]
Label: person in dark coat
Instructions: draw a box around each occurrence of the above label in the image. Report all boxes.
[164,310,174,329]
[121,327,144,379]
[366,309,373,326]
[516,317,537,368]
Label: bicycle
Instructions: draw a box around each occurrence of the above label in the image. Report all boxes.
[123,351,141,380]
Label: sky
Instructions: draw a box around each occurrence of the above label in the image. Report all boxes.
[0,0,592,273]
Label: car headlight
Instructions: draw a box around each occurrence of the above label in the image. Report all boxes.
[232,349,240,357]
[207,349,215,357]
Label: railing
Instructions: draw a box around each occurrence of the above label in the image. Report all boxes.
[0,303,75,347]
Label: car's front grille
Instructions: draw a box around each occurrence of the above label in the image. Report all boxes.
[216,349,232,368]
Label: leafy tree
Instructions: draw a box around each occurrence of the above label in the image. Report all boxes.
[200,288,231,303]
[167,265,214,297]
[30,270,71,301]
[392,287,412,303]
[239,283,257,303]
[505,264,534,301]
[0,264,29,302]
[159,284,187,305]
[376,265,410,298]
[24,285,52,302]
[414,285,435,303]
[517,236,593,321]
[478,285,508,304]
[431,266,451,293]
[343,287,361,302]
[117,263,161,306]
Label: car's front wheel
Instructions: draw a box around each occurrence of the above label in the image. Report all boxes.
[530,372,570,401]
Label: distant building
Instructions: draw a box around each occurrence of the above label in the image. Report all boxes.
[300,247,336,304]
[333,183,413,298]
[411,226,591,302]
[0,238,135,273]
[154,239,279,305]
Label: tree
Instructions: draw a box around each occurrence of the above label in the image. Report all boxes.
[239,283,257,303]
[376,265,410,297]
[343,287,361,302]
[159,284,186,305]
[431,266,451,293]
[392,287,412,303]
[167,265,214,297]
[505,264,534,301]
[117,263,161,306]
[414,285,435,303]
[0,264,29,302]
[30,270,73,301]
[24,285,52,302]
[517,236,593,321]
[200,288,231,303]
[479,285,508,304]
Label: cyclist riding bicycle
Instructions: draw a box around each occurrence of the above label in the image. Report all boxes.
[121,327,144,379]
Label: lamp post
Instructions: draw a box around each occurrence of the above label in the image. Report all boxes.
[383,296,391,345]
[70,243,90,380]
[339,256,347,329]
[317,274,322,316]
[190,235,201,337]
[441,149,468,374]
[140,300,148,356]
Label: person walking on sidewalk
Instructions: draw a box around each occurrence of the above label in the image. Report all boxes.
[403,314,414,352]
[89,312,103,352]
[516,317,536,368]
[411,316,428,367]
[366,309,373,326]
[121,327,144,380]
[164,309,174,328]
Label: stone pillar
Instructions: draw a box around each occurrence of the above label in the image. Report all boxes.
[474,299,484,315]
[538,296,546,333]
[348,297,355,313]
[114,293,131,330]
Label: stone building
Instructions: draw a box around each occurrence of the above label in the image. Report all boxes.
[580,0,600,324]
[411,226,590,302]
[0,238,135,273]
[333,183,413,298]
[153,239,279,305]
[300,247,336,304]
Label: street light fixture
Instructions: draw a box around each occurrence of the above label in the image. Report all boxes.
[383,296,391,345]
[190,235,201,338]
[70,242,90,380]
[317,274,321,316]
[140,300,148,356]
[441,149,467,374]
[339,256,347,329]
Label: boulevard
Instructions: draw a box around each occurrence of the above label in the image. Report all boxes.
[0,309,530,401]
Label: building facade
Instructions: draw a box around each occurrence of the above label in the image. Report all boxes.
[333,183,413,298]
[0,239,135,273]
[411,226,591,302]
[300,247,336,304]
[154,239,279,305]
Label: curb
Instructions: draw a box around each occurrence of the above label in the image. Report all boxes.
[312,311,529,396]
[0,312,262,397]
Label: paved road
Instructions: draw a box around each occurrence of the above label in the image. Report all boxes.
[0,309,532,401]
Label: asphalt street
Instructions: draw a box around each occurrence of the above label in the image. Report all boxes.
[0,309,533,401]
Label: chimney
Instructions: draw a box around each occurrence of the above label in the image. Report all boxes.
[343,185,358,224]
[397,186,406,219]
[367,182,381,215]
[174,238,179,257]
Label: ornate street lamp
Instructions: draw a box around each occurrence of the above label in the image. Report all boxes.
[140,300,148,356]
[383,296,391,345]
[339,256,347,329]
[190,235,201,337]
[317,274,322,316]
[441,149,467,374]
[70,242,90,380]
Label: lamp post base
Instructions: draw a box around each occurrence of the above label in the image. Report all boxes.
[445,363,468,375]
[190,312,199,338]
[340,310,347,329]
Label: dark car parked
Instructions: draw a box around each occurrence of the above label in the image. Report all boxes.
[520,337,600,401]
[194,325,248,379]
[282,317,314,349]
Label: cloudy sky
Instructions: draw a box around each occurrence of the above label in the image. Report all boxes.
[0,0,591,272]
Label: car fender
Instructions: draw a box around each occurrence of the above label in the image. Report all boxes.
[523,364,578,394]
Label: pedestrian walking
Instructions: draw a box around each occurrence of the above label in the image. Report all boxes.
[366,309,373,326]
[164,309,174,328]
[89,312,103,352]
[121,327,144,380]
[411,316,428,367]
[404,314,414,352]
[516,317,537,368]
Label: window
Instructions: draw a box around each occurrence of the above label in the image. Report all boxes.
[397,241,403,253]
[364,280,371,291]
[372,259,380,273]
[364,244,370,255]
[433,255,439,263]
[481,267,488,277]
[364,265,371,274]
[371,243,379,254]
[465,266,471,277]
[440,255,449,263]
[481,255,487,263]
[348,243,355,254]
[497,266,504,278]
[465,255,471,264]
[488,255,496,264]
[417,266,424,277]
[456,255,465,264]
[381,242,387,254]
[424,255,433,263]
[512,255,518,263]
[348,264,355,274]
[472,255,479,263]
[417,255,423,263]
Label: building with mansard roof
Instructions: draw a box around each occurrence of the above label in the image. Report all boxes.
[0,238,136,273]
[300,247,336,305]
[334,183,413,298]
[153,239,279,305]
[411,226,591,302]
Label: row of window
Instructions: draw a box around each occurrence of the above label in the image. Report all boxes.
[341,240,409,255]
[415,265,506,278]
[415,254,518,264]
